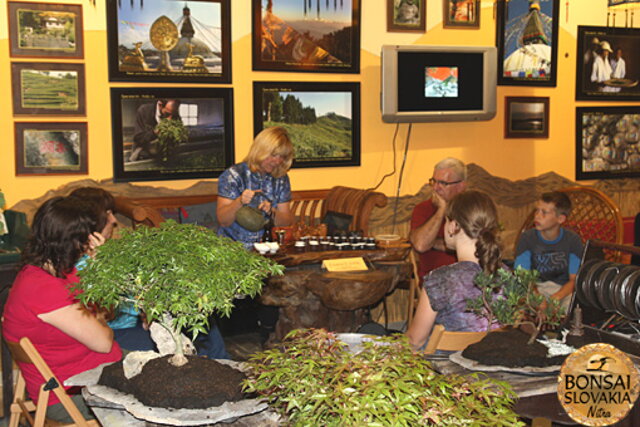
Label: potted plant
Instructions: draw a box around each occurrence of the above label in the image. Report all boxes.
[76,220,284,366]
[243,328,524,426]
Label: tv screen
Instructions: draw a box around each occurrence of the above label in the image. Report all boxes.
[381,45,496,123]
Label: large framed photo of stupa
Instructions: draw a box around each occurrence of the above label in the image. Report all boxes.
[106,0,231,83]
[252,0,361,73]
[496,0,559,87]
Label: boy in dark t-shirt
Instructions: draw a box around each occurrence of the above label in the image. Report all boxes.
[515,192,583,311]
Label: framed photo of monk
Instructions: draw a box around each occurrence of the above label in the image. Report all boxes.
[8,1,84,59]
[496,0,559,87]
[387,0,426,33]
[106,0,231,83]
[252,0,360,73]
[111,87,235,182]
[576,26,640,101]
[443,0,480,28]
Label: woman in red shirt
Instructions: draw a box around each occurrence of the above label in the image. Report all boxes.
[3,196,122,422]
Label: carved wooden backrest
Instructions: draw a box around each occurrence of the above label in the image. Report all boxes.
[321,186,388,236]
[515,187,624,262]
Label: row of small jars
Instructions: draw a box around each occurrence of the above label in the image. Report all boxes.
[293,235,377,252]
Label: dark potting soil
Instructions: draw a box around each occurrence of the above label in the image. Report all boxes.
[98,355,250,409]
[461,328,567,368]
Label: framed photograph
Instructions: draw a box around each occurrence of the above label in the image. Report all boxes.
[504,97,549,139]
[576,26,640,101]
[252,0,360,73]
[576,106,640,180]
[387,0,426,32]
[111,87,235,182]
[14,122,88,176]
[496,0,559,86]
[11,62,86,116]
[8,1,83,59]
[443,0,480,28]
[253,81,360,168]
[106,0,231,83]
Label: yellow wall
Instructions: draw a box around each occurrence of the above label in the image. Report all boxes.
[0,0,630,208]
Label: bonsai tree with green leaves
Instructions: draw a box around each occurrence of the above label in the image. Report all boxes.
[75,220,284,366]
[467,266,565,344]
[155,118,187,164]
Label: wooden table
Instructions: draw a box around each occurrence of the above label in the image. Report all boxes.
[260,245,411,341]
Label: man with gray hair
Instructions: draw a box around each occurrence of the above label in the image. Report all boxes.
[410,157,467,280]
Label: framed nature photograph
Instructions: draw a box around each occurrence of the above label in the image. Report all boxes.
[443,0,480,28]
[505,96,549,138]
[14,122,88,176]
[11,62,86,116]
[253,81,360,168]
[387,0,426,33]
[8,1,84,59]
[576,106,640,180]
[252,0,360,73]
[106,0,231,83]
[496,0,559,86]
[111,87,234,182]
[576,26,640,101]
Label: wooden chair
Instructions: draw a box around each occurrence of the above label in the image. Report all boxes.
[321,186,388,236]
[514,187,624,262]
[6,337,98,427]
[406,250,422,327]
[424,324,488,355]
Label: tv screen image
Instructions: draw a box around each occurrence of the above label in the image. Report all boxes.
[425,66,458,97]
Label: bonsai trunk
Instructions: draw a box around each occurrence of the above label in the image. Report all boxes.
[160,314,188,367]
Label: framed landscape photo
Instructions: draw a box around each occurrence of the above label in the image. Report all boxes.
[505,97,549,139]
[8,1,84,59]
[443,0,480,28]
[11,62,86,116]
[106,0,231,83]
[14,122,88,176]
[253,81,360,168]
[252,0,360,73]
[576,26,640,101]
[387,0,426,33]
[576,106,640,180]
[496,0,559,86]
[111,87,235,182]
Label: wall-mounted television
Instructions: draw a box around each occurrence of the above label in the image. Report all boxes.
[381,45,497,123]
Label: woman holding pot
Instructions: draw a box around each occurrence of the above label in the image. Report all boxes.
[217,126,295,248]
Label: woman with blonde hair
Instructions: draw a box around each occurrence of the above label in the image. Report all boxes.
[217,126,295,246]
[406,190,503,351]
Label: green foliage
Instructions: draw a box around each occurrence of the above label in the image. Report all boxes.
[21,71,78,110]
[75,221,284,339]
[467,267,565,344]
[155,119,188,163]
[244,329,523,426]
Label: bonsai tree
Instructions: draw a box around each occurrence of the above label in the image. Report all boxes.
[155,118,187,164]
[244,328,523,426]
[467,266,565,344]
[75,220,284,366]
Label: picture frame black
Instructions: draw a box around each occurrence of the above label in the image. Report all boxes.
[106,0,231,83]
[110,87,235,182]
[576,26,640,101]
[253,81,360,168]
[505,96,549,139]
[496,0,559,86]
[14,122,88,176]
[575,106,640,181]
[11,62,86,116]
[8,1,84,59]
[252,0,360,73]
[387,0,426,33]
[443,0,480,29]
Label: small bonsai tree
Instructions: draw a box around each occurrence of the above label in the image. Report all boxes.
[244,328,523,426]
[155,118,187,164]
[467,266,565,344]
[75,220,284,366]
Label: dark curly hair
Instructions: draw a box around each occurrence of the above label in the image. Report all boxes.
[446,190,502,274]
[21,196,106,277]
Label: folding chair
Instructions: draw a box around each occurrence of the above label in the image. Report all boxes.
[6,337,98,427]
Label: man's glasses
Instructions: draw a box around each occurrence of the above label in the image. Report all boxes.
[429,178,462,187]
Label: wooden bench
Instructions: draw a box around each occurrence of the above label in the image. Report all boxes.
[114,186,388,236]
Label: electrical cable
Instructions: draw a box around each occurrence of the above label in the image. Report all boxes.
[391,123,412,235]
[367,122,400,192]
